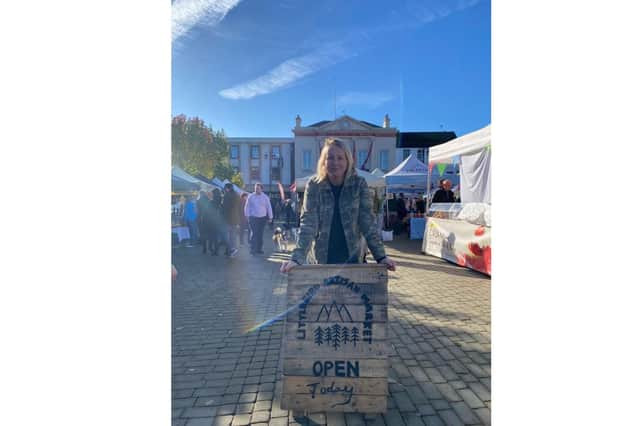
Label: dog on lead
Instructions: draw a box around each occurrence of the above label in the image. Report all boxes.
[272,227,287,252]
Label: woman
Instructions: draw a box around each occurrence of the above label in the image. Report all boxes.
[280,138,396,272]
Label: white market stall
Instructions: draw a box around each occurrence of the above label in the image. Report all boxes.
[295,168,386,190]
[423,125,491,275]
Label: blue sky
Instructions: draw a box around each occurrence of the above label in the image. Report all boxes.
[172,0,491,137]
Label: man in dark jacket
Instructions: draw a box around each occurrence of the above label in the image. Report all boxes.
[432,179,456,203]
[222,183,240,257]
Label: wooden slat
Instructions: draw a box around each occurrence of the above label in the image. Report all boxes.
[284,339,389,357]
[282,357,388,378]
[283,376,388,396]
[287,285,387,305]
[285,322,388,341]
[281,393,387,413]
[286,304,387,323]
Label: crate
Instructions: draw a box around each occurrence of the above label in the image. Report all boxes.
[281,264,389,414]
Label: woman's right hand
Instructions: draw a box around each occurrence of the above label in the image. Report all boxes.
[280,260,298,273]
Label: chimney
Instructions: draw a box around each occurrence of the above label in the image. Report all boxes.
[383,114,390,128]
[295,114,301,128]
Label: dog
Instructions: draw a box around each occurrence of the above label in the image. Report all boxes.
[272,227,287,252]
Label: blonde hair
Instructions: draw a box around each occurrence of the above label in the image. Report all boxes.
[316,138,355,182]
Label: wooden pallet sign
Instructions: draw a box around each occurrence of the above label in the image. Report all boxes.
[281,264,389,413]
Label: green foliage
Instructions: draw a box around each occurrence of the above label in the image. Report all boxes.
[172,114,243,185]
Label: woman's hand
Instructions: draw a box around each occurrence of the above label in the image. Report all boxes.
[280,260,299,273]
[379,256,397,271]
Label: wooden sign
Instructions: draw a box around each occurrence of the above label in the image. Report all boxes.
[281,264,389,413]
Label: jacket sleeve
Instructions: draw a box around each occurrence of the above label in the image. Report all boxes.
[291,180,320,264]
[357,178,386,261]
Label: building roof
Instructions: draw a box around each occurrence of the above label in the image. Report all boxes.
[308,120,331,127]
[396,132,457,148]
[307,118,383,129]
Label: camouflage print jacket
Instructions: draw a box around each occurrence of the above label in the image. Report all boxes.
[291,173,386,265]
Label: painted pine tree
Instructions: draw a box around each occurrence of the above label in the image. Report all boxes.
[324,327,332,345]
[331,324,342,350]
[342,326,350,345]
[314,326,324,346]
[351,327,360,346]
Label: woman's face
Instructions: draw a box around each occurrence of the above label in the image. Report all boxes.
[325,145,348,179]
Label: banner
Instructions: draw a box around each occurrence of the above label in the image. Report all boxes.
[423,218,491,275]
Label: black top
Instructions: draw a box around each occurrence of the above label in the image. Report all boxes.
[432,189,455,203]
[327,183,350,264]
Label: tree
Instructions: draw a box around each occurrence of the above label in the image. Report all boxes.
[172,115,244,186]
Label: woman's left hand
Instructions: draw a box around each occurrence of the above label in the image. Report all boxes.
[379,256,397,271]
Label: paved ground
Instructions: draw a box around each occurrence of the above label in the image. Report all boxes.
[172,232,491,426]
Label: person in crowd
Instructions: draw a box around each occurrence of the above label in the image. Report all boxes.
[244,183,273,255]
[183,194,199,247]
[396,193,408,224]
[239,192,249,246]
[416,193,426,214]
[196,191,212,253]
[281,198,297,242]
[432,179,455,203]
[209,189,225,255]
[280,138,396,272]
[221,183,240,257]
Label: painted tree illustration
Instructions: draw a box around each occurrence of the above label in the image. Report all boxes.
[351,327,360,346]
[332,324,342,350]
[342,327,350,345]
[314,327,324,346]
[324,327,332,345]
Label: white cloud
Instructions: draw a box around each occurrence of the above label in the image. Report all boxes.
[172,0,242,42]
[337,92,394,109]
[219,43,354,100]
[406,0,480,23]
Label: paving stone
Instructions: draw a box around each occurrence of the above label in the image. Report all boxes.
[408,366,429,382]
[382,409,405,426]
[437,410,464,426]
[430,399,450,411]
[215,405,237,416]
[457,389,485,409]
[186,419,214,426]
[474,408,491,425]
[435,383,462,403]
[344,413,366,426]
[419,383,443,400]
[421,415,444,426]
[417,404,436,416]
[212,415,233,426]
[451,401,480,425]
[267,417,288,426]
[174,398,197,409]
[182,407,217,418]
[402,412,426,426]
[326,411,347,426]
[468,382,491,402]
[173,409,184,419]
[230,414,251,426]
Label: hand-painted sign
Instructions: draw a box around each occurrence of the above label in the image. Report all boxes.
[282,265,389,413]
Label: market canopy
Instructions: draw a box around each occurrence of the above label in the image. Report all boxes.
[295,168,386,190]
[171,166,217,192]
[428,124,491,203]
[384,153,429,190]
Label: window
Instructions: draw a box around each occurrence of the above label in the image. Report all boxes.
[357,150,368,169]
[251,145,260,159]
[250,166,260,180]
[303,150,312,170]
[379,150,389,171]
[271,145,280,159]
[230,145,239,159]
[403,149,410,160]
[417,148,425,163]
[271,167,281,182]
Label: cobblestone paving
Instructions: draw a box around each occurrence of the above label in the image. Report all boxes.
[172,233,491,426]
